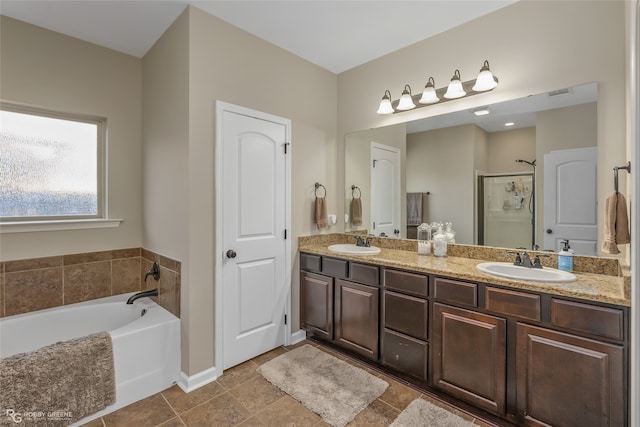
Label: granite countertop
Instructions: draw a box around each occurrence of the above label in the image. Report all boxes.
[299,235,630,307]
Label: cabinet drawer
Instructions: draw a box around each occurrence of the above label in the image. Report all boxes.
[300,253,321,272]
[350,262,379,285]
[384,291,428,340]
[383,269,429,297]
[433,277,477,307]
[551,299,624,340]
[382,329,428,381]
[485,287,540,321]
[322,257,349,278]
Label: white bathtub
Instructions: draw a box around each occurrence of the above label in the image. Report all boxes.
[0,293,181,426]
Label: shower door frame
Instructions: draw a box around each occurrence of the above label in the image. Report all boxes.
[476,172,535,250]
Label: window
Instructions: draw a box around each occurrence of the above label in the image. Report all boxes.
[0,103,105,221]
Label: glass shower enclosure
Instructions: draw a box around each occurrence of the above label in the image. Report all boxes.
[477,173,535,249]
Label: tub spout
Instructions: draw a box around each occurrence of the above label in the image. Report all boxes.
[126,288,158,304]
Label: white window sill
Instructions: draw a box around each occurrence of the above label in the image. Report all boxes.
[0,218,123,233]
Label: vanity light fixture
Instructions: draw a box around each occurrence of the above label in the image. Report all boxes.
[376,60,499,114]
[472,60,498,92]
[419,77,440,104]
[396,85,416,110]
[444,70,466,99]
[376,90,394,114]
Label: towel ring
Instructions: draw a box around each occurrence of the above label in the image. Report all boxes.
[613,161,631,193]
[314,182,326,198]
[351,185,361,199]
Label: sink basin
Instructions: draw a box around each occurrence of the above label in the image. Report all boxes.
[476,262,576,283]
[328,244,381,256]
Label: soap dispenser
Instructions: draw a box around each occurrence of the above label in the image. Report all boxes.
[558,240,574,271]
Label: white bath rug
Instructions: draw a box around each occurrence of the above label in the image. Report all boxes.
[390,398,476,427]
[257,344,388,427]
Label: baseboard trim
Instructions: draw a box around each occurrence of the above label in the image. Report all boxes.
[290,329,306,345]
[177,366,218,393]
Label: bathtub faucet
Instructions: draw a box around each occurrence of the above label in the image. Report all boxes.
[145,262,160,282]
[126,288,158,304]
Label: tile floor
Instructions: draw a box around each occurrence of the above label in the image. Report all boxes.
[82,340,494,427]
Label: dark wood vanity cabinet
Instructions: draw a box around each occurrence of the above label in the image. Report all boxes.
[432,303,507,415]
[300,252,629,426]
[300,271,333,340]
[335,279,379,359]
[381,268,430,381]
[300,253,380,360]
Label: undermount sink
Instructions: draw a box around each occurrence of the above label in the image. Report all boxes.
[328,244,381,256]
[476,262,576,283]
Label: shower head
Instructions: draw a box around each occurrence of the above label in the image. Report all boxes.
[516,159,536,167]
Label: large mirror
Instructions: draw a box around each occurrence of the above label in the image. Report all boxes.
[344,82,598,255]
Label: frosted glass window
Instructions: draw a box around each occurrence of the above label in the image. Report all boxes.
[0,106,104,219]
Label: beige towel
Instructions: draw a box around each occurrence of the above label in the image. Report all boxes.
[314,197,328,229]
[602,192,631,254]
[351,198,362,226]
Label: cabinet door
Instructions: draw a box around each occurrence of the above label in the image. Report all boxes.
[300,271,333,340]
[516,323,624,427]
[335,279,379,360]
[432,303,506,415]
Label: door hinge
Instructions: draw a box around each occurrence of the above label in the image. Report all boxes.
[284,142,290,154]
[284,314,288,325]
[373,159,377,168]
[284,229,287,239]
[373,222,376,229]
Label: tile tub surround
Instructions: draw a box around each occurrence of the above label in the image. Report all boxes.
[299,233,629,307]
[0,248,181,318]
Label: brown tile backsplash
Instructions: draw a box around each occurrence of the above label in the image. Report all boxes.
[0,248,181,318]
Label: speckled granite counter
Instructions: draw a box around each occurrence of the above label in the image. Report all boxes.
[299,234,630,307]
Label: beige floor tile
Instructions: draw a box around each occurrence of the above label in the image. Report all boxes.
[236,416,269,427]
[217,360,259,390]
[250,346,288,366]
[377,377,421,411]
[180,393,251,427]
[254,395,321,427]
[103,394,176,427]
[229,376,285,413]
[157,417,186,427]
[162,382,225,413]
[346,398,400,427]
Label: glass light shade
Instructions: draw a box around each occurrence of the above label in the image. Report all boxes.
[444,70,466,99]
[376,90,394,114]
[419,77,439,104]
[472,61,498,91]
[396,85,415,110]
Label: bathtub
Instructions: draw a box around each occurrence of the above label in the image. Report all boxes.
[0,293,180,426]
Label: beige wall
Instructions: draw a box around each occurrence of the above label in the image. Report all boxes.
[487,128,536,174]
[0,16,143,260]
[337,1,626,257]
[143,6,337,375]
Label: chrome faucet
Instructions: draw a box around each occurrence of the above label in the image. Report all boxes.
[508,251,549,269]
[126,288,158,304]
[354,236,371,247]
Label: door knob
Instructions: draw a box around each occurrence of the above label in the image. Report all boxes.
[226,249,237,259]
[546,229,553,234]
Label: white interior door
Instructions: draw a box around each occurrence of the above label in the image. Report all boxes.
[220,106,289,370]
[543,147,597,255]
[370,142,401,237]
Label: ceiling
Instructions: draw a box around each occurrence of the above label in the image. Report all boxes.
[0,0,517,74]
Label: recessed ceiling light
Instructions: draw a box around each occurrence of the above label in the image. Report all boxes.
[473,108,490,116]
[505,122,515,127]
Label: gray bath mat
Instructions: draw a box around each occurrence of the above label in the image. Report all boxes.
[390,398,476,427]
[257,344,388,427]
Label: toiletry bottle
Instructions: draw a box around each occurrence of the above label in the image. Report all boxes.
[558,240,573,271]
